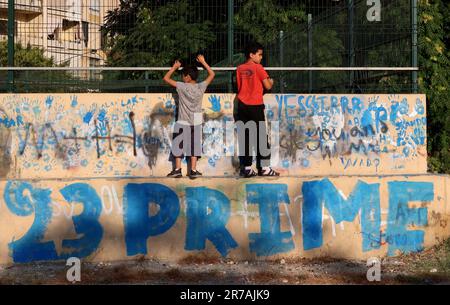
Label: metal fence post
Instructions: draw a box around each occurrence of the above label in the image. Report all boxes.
[228,0,234,93]
[7,0,15,93]
[348,0,355,92]
[279,30,284,93]
[308,14,313,93]
[411,0,418,93]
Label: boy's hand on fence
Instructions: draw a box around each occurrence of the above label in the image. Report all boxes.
[172,60,182,70]
[196,55,206,65]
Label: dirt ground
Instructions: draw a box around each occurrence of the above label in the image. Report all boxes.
[1,241,449,285]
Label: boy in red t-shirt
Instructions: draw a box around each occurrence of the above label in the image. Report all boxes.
[235,42,280,177]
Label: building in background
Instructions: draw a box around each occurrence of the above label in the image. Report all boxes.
[0,0,119,79]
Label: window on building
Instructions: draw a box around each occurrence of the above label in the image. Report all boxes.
[82,21,89,47]
[100,25,106,50]
[90,0,100,14]
[89,57,101,80]
[61,19,81,42]
[0,20,18,37]
[0,20,7,36]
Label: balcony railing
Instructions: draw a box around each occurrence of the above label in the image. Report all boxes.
[0,0,42,14]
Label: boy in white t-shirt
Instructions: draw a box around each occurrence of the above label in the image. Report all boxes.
[163,55,215,179]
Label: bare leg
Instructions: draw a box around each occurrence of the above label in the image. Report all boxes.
[175,157,182,170]
[191,157,197,171]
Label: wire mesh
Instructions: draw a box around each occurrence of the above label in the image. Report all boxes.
[1,0,415,93]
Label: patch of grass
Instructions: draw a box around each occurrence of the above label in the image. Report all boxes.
[409,238,450,278]
[438,239,450,271]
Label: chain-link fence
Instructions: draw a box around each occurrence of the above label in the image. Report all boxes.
[0,0,417,93]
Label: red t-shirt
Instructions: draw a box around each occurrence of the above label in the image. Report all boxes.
[236,62,269,105]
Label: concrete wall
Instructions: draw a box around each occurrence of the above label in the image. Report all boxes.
[0,93,447,265]
[0,175,448,264]
[0,93,427,178]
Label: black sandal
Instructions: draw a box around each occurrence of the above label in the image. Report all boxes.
[240,168,258,178]
[258,168,280,176]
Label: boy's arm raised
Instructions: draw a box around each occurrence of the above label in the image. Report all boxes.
[197,55,215,85]
[163,60,181,88]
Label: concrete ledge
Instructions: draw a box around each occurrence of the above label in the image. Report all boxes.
[0,174,449,265]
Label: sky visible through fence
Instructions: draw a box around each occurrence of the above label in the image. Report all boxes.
[0,0,417,93]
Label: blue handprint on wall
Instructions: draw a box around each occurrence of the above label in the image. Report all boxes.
[208,95,221,112]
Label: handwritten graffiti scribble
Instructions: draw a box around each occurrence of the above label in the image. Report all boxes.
[0,94,427,177]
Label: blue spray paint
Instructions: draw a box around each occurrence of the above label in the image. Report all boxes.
[361,109,374,135]
[71,96,78,108]
[59,183,103,259]
[83,111,94,124]
[297,96,308,117]
[390,98,409,124]
[415,99,425,115]
[98,109,107,122]
[16,115,24,126]
[302,179,380,252]
[123,183,180,256]
[386,181,433,256]
[330,96,340,114]
[246,184,294,256]
[208,95,221,112]
[45,96,53,108]
[302,181,323,251]
[4,181,58,263]
[185,187,238,257]
[275,95,283,121]
[283,95,298,123]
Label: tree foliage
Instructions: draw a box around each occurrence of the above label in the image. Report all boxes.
[103,0,215,70]
[4,1,449,172]
[418,0,450,173]
[0,41,53,67]
[0,41,71,92]
[234,0,306,44]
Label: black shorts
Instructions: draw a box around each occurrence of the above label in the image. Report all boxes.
[171,123,202,158]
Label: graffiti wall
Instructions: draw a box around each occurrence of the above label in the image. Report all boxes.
[0,93,442,264]
[0,175,448,264]
[0,94,427,179]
